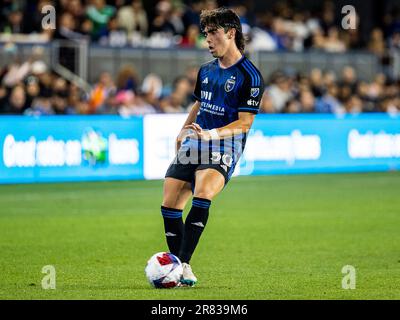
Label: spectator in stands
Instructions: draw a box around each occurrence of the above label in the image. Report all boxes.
[88,72,116,113]
[319,1,336,34]
[179,24,204,48]
[323,27,346,53]
[182,0,201,26]
[2,0,400,117]
[25,75,40,109]
[282,98,301,113]
[380,81,400,114]
[310,27,326,51]
[1,43,31,88]
[169,2,186,36]
[69,83,88,114]
[322,71,337,87]
[389,31,400,50]
[66,0,87,29]
[36,70,53,98]
[24,96,54,115]
[80,18,94,38]
[368,28,387,57]
[269,18,290,51]
[55,12,87,40]
[249,12,278,51]
[259,93,275,113]
[2,84,28,114]
[116,65,139,93]
[309,68,325,98]
[99,14,128,47]
[299,90,316,113]
[86,0,116,41]
[24,0,54,34]
[0,84,8,112]
[1,8,24,34]
[203,0,218,11]
[345,94,363,114]
[267,72,293,112]
[139,73,163,112]
[285,11,310,52]
[339,66,358,95]
[315,84,344,114]
[51,77,75,114]
[117,0,148,38]
[231,4,251,37]
[341,12,364,50]
[159,76,192,113]
[149,0,176,37]
[117,90,157,116]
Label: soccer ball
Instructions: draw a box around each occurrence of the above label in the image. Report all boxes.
[145,252,183,288]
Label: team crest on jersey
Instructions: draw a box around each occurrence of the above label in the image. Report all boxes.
[251,88,260,98]
[224,77,236,92]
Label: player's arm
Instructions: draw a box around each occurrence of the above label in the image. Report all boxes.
[215,112,255,138]
[176,101,200,152]
[185,111,255,140]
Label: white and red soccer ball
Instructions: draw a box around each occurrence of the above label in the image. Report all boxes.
[145,252,183,288]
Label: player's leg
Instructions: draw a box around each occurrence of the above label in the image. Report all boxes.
[162,177,192,209]
[161,177,192,257]
[179,168,225,285]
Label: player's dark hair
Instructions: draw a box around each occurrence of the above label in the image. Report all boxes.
[200,7,245,54]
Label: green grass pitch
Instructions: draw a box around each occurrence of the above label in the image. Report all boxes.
[0,172,399,300]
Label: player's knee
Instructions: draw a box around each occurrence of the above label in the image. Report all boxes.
[162,198,178,209]
[193,190,214,201]
[162,193,187,210]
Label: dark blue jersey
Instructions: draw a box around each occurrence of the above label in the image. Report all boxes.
[183,55,264,158]
[193,55,264,130]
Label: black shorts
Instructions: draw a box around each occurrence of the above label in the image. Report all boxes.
[165,148,237,187]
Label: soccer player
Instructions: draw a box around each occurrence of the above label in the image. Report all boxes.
[160,7,264,286]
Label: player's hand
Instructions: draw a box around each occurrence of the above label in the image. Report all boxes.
[184,123,213,141]
[176,124,199,153]
[184,123,202,134]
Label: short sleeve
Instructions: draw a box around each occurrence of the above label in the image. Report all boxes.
[237,70,264,114]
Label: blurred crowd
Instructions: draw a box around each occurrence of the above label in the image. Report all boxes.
[1,0,400,115]
[260,67,400,114]
[1,0,400,53]
[1,43,399,115]
[0,43,200,115]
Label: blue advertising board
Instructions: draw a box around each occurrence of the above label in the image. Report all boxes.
[0,114,399,183]
[238,113,400,176]
[0,116,143,183]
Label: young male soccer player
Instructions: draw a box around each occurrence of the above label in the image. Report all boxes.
[160,7,264,286]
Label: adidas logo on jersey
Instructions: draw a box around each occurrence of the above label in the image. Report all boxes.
[202,77,208,84]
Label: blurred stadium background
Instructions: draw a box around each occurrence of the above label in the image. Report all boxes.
[1,0,400,116]
[0,0,400,300]
[1,0,400,182]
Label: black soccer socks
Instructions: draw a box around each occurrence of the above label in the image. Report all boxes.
[161,206,184,257]
[179,197,211,263]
